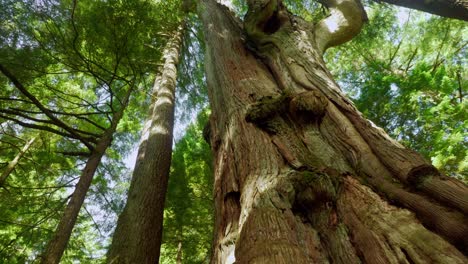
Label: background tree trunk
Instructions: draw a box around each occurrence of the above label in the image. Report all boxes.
[107,23,184,264]
[199,0,467,263]
[176,240,183,264]
[41,87,132,264]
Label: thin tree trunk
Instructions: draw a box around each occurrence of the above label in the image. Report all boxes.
[199,0,467,263]
[176,240,183,264]
[40,87,133,264]
[0,136,36,187]
[107,23,184,264]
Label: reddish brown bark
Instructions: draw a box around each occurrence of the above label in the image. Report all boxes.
[199,0,467,263]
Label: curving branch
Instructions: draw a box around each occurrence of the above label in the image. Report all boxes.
[376,0,468,21]
[244,0,367,55]
[314,0,367,54]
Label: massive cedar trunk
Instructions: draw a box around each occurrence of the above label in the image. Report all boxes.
[199,0,468,263]
[40,86,133,264]
[107,24,184,264]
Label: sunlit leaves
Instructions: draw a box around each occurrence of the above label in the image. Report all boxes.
[161,109,213,263]
[0,0,184,261]
[325,4,467,180]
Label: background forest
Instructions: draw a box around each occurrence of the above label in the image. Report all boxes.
[0,0,465,263]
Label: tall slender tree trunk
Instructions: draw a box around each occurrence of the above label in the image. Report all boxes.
[107,23,184,264]
[0,136,36,187]
[40,87,133,264]
[199,0,467,263]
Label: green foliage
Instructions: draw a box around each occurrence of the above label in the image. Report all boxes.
[0,0,184,262]
[325,3,467,180]
[158,15,212,263]
[0,132,82,262]
[1,0,466,262]
[284,0,326,22]
[160,109,213,264]
[176,14,209,125]
[231,0,325,21]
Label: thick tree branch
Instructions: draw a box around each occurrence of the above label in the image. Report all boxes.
[314,0,367,54]
[0,109,101,137]
[0,109,56,126]
[377,0,468,21]
[0,114,96,146]
[6,108,107,131]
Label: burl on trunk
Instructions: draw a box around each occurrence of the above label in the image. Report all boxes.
[199,0,467,263]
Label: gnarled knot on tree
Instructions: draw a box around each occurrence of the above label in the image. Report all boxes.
[289,90,328,123]
[258,167,341,214]
[245,90,328,131]
[406,164,441,186]
[293,170,338,210]
[245,93,288,127]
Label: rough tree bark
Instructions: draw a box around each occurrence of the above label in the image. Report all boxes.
[107,23,184,264]
[376,0,468,21]
[40,86,133,264]
[0,136,36,187]
[199,0,467,263]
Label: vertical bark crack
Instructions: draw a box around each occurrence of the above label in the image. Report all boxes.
[400,247,416,264]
